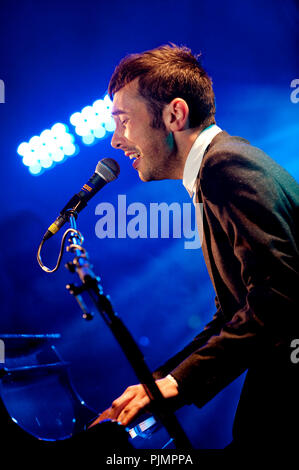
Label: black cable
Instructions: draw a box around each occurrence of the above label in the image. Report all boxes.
[37,228,83,273]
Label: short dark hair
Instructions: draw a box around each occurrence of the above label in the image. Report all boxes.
[108,44,216,129]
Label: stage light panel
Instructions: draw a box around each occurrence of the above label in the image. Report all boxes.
[82,134,95,145]
[17,123,77,175]
[70,94,115,146]
[18,94,115,175]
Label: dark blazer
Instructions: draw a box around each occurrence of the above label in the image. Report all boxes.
[154,131,299,449]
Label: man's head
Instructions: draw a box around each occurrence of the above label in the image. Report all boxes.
[109,44,216,181]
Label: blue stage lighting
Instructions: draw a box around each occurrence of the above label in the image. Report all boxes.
[70,94,115,146]
[82,134,96,145]
[17,94,115,175]
[17,123,77,175]
[28,162,42,175]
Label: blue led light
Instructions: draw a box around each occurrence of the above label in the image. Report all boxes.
[17,123,77,175]
[29,162,43,175]
[82,134,96,145]
[18,94,115,175]
[70,94,115,145]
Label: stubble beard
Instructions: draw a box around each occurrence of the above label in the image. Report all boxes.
[138,151,180,182]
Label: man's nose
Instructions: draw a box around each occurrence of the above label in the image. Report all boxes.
[111,128,125,149]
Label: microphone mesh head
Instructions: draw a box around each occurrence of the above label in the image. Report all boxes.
[96,158,120,182]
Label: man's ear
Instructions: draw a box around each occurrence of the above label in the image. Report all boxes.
[163,98,189,132]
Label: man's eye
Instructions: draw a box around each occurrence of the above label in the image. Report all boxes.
[121,119,128,126]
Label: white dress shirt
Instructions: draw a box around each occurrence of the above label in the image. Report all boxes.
[165,125,222,386]
[182,124,222,245]
[182,124,222,200]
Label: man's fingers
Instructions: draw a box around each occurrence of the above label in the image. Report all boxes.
[109,386,139,420]
[117,395,150,426]
[110,396,132,419]
[89,378,179,429]
[88,406,114,428]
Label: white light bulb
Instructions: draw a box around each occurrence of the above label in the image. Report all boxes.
[70,112,83,126]
[93,126,106,139]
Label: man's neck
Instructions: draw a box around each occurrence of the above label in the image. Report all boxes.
[174,125,205,179]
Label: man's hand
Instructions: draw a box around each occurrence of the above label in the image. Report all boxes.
[89,376,179,428]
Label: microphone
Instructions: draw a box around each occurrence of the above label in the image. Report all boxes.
[43,158,120,240]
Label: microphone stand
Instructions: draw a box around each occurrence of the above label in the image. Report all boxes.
[64,211,192,449]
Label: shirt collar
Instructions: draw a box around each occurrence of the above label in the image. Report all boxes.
[182,124,222,198]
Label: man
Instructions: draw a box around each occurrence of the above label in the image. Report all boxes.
[94,44,299,450]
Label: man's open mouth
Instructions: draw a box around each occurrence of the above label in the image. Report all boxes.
[132,153,141,169]
[126,152,141,169]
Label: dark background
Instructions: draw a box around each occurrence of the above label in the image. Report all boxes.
[0,0,298,449]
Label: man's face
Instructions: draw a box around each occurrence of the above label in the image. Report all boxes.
[111,79,179,182]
